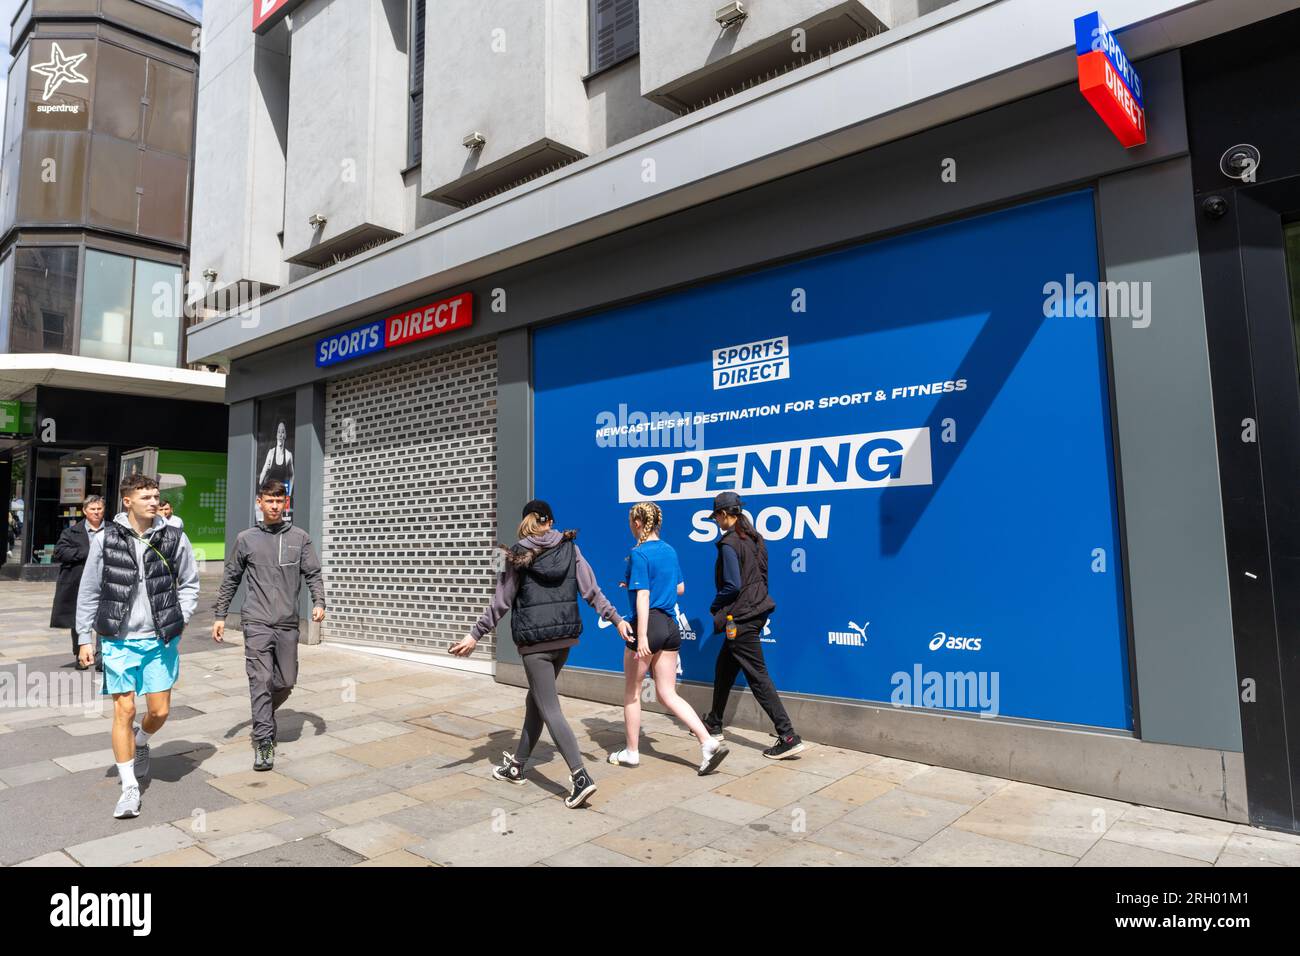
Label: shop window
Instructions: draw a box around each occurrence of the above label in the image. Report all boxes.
[81,249,134,362]
[130,259,181,367]
[590,0,639,74]
[30,446,108,566]
[9,246,77,354]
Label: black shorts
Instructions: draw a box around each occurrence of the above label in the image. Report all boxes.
[625,608,682,654]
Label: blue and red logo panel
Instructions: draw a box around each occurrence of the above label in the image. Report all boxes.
[316,292,474,368]
[1073,12,1146,149]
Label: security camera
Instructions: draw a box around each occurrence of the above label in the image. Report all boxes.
[462,132,486,149]
[1202,195,1228,220]
[308,213,327,229]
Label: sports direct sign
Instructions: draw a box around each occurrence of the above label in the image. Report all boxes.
[1074,12,1145,148]
[315,292,474,368]
[253,0,303,32]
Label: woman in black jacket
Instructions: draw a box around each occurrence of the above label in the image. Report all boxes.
[50,495,106,670]
[449,499,631,809]
[702,491,804,759]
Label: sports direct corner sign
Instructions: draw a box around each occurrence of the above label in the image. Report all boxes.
[253,0,303,32]
[1074,12,1146,148]
[315,292,474,368]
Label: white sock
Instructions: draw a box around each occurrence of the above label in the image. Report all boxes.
[117,761,138,790]
[135,727,152,747]
[702,736,720,756]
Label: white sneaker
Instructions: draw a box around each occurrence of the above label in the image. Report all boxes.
[698,738,729,776]
[114,786,142,819]
[607,748,640,767]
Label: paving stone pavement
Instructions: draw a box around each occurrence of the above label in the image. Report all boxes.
[2,577,1298,867]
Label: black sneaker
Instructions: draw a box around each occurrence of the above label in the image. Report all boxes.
[491,751,526,785]
[253,738,275,772]
[763,733,805,760]
[702,713,725,741]
[565,767,597,809]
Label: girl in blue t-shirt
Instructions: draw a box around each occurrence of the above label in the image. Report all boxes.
[608,502,729,776]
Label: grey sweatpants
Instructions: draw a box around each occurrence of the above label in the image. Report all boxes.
[517,648,584,773]
[244,623,299,743]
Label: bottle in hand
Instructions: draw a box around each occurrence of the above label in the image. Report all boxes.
[725,615,737,640]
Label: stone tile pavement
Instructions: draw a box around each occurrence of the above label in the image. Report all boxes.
[2,576,1298,867]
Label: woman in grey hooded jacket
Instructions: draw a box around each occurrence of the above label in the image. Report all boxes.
[450,499,631,808]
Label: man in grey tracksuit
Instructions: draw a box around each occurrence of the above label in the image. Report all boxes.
[212,480,325,771]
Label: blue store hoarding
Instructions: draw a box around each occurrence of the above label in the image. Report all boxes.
[533,190,1133,730]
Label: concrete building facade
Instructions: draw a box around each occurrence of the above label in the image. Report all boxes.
[186,0,1300,832]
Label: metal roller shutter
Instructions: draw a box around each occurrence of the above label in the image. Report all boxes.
[322,340,498,655]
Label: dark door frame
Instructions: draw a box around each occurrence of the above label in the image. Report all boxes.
[1197,173,1300,832]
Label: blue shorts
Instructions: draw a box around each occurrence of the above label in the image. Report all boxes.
[100,637,180,697]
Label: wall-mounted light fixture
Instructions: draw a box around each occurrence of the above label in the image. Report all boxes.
[201,269,217,281]
[462,132,486,150]
[308,213,327,229]
[715,2,746,27]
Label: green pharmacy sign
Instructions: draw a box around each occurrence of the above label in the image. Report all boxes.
[0,401,35,435]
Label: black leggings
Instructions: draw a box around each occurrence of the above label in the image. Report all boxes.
[517,648,584,772]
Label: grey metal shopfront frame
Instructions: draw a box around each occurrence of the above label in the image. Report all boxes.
[218,53,1247,820]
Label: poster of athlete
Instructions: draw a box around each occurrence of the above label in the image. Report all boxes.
[254,393,296,524]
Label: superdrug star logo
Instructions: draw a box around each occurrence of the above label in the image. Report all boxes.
[31,42,89,101]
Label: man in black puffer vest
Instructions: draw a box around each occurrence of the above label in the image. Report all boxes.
[76,473,200,820]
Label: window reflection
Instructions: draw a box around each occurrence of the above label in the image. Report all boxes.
[81,249,133,362]
[9,246,77,353]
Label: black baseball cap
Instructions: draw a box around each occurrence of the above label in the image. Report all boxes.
[522,499,554,522]
[712,492,742,515]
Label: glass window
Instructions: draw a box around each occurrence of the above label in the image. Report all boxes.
[87,133,140,232]
[25,39,94,134]
[31,446,108,566]
[130,259,181,367]
[8,448,29,563]
[17,131,88,223]
[0,252,11,350]
[92,41,146,143]
[81,249,134,361]
[143,60,194,157]
[9,246,77,353]
[1,47,31,235]
[137,149,188,243]
[1285,222,1300,394]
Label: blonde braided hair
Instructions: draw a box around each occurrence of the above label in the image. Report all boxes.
[629,502,663,546]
